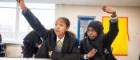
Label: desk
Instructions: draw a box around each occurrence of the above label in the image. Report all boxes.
[0,58,52,60]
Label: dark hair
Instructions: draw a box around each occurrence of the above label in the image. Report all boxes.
[58,17,70,28]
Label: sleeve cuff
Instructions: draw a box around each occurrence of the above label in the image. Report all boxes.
[83,54,88,59]
[22,8,28,14]
[110,16,118,22]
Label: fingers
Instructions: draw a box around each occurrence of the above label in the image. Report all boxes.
[91,49,97,52]
[16,0,20,3]
[16,0,24,4]
[49,51,53,58]
[102,5,107,12]
[87,49,97,58]
[90,51,96,54]
[87,52,95,58]
[16,0,27,11]
[102,6,116,14]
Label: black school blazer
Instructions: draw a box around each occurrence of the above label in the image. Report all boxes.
[22,9,81,60]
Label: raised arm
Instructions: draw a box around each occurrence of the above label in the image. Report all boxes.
[16,0,48,39]
[102,6,119,46]
[0,34,2,43]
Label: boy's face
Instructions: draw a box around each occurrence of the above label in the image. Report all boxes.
[87,27,97,40]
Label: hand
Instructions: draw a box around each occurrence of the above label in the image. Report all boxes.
[49,51,53,58]
[86,49,97,59]
[16,0,27,11]
[102,6,116,14]
[36,43,42,48]
[102,6,117,17]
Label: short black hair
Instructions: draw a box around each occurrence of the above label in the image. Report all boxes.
[58,17,70,28]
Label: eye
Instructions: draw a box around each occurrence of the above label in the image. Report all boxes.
[59,24,64,27]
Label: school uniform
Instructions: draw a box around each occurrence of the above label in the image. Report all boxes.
[0,34,5,57]
[80,17,119,60]
[22,9,80,60]
[0,34,1,43]
[22,31,42,58]
[103,17,118,60]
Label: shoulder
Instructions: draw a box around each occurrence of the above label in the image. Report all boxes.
[65,31,77,42]
[80,38,86,45]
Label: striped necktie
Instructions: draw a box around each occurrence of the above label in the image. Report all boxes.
[57,40,63,48]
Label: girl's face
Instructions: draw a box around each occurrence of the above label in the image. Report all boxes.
[54,19,67,36]
[87,27,97,40]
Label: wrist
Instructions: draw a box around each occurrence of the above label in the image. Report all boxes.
[86,54,90,59]
[21,5,27,11]
[111,11,117,18]
[49,51,53,58]
[83,54,89,59]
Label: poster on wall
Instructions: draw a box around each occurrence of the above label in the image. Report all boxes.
[102,16,129,56]
[77,16,95,43]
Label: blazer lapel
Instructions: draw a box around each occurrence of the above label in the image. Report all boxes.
[62,35,70,53]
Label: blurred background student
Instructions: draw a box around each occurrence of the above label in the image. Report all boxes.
[0,34,6,57]
[22,30,42,58]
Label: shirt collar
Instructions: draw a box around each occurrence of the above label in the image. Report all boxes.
[57,35,65,41]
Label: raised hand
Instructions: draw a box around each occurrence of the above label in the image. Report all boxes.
[102,6,117,17]
[16,0,27,11]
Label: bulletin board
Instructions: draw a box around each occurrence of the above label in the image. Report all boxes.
[77,16,95,44]
[102,16,129,56]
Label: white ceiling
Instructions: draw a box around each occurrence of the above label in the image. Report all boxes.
[56,0,140,7]
[0,0,140,7]
[0,0,55,4]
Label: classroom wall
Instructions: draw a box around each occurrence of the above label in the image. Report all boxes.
[56,4,140,60]
[5,4,140,59]
[5,44,22,58]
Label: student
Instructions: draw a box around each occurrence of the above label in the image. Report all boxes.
[16,0,80,60]
[139,54,140,60]
[80,6,119,60]
[0,34,1,43]
[0,34,5,57]
[22,30,42,58]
